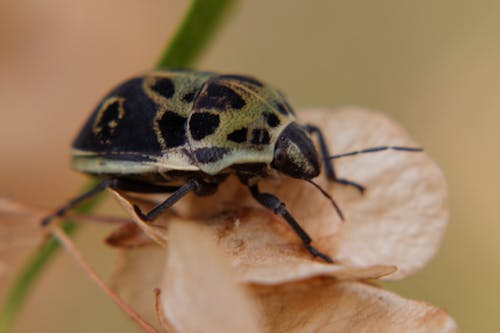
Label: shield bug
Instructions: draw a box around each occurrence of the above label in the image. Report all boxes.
[43,69,422,262]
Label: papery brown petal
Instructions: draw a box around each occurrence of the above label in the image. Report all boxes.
[297,108,448,279]
[207,209,397,284]
[0,198,45,298]
[254,279,458,333]
[159,220,261,333]
[109,193,396,287]
[110,190,169,247]
[110,246,166,327]
[154,289,178,333]
[105,222,155,248]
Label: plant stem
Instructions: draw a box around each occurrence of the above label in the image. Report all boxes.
[156,0,235,69]
[0,0,235,331]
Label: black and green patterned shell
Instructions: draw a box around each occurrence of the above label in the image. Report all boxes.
[72,69,296,176]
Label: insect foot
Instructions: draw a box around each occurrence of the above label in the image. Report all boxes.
[306,245,334,263]
[41,209,66,227]
[132,205,149,221]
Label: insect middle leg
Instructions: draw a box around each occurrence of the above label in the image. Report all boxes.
[132,178,202,221]
[304,124,365,193]
[248,183,333,263]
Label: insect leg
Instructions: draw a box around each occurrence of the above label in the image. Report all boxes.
[41,179,114,226]
[248,184,333,263]
[42,179,181,226]
[132,179,200,222]
[304,124,365,193]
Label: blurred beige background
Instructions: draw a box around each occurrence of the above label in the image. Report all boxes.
[1,1,498,332]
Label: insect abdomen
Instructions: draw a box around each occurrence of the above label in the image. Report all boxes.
[73,77,164,155]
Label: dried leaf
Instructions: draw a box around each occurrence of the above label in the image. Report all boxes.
[0,198,45,298]
[254,279,458,333]
[110,246,167,327]
[111,190,396,285]
[159,220,261,333]
[111,238,458,333]
[299,108,448,279]
[105,222,154,248]
[203,208,397,284]
[110,190,169,247]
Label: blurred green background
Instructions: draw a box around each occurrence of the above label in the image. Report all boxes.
[1,1,498,332]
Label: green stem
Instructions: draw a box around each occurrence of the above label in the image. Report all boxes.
[155,0,234,69]
[0,1,235,331]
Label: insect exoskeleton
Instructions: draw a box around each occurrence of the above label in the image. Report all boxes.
[72,69,298,179]
[44,69,422,263]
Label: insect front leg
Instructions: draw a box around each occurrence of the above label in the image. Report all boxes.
[304,124,365,193]
[42,178,182,226]
[248,183,333,263]
[41,179,114,226]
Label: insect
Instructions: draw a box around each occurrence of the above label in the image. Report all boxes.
[42,69,421,263]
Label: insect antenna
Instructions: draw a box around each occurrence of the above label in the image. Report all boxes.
[305,178,345,221]
[327,146,423,160]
